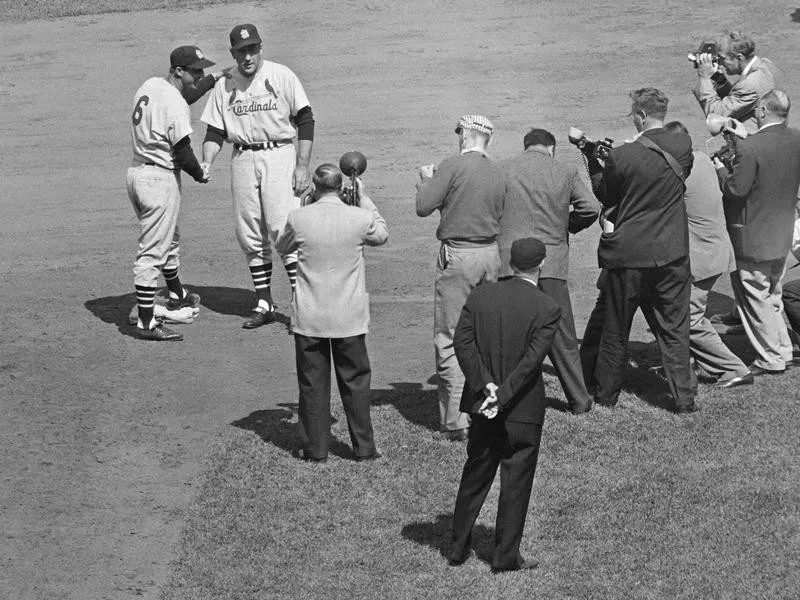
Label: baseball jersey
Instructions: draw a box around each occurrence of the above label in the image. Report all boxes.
[130,77,193,169]
[201,60,310,144]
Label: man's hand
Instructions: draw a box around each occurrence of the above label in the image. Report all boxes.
[712,156,726,171]
[697,53,722,78]
[199,162,211,183]
[293,164,311,194]
[479,382,499,419]
[211,66,234,81]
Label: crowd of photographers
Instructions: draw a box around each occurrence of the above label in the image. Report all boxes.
[417,30,800,423]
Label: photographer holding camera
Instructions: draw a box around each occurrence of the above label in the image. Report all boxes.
[586,88,697,414]
[693,30,780,134]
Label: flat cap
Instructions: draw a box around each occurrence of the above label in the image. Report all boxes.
[455,114,494,135]
[510,238,546,271]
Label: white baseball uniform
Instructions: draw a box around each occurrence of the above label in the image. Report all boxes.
[201,60,310,267]
[127,77,192,287]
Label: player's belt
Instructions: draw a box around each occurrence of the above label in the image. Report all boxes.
[143,161,178,172]
[234,139,293,151]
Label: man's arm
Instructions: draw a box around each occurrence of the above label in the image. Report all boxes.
[595,151,622,208]
[493,303,561,412]
[293,105,314,194]
[184,69,232,105]
[359,193,389,246]
[201,124,226,169]
[717,142,757,201]
[567,168,601,233]
[415,160,452,217]
[173,136,208,183]
[453,298,495,411]
[694,74,759,120]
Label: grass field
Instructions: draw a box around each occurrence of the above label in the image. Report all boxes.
[1,1,799,599]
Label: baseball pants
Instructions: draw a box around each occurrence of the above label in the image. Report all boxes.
[231,143,299,267]
[732,259,793,371]
[434,242,501,432]
[126,163,181,288]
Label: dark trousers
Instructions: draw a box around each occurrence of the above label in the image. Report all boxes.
[580,282,606,393]
[783,277,800,336]
[594,256,696,409]
[538,278,593,413]
[451,416,543,569]
[294,333,376,460]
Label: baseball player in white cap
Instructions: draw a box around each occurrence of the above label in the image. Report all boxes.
[127,45,218,341]
[201,23,315,329]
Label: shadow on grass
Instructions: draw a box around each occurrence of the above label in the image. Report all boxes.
[230,405,353,460]
[372,382,440,432]
[401,513,495,566]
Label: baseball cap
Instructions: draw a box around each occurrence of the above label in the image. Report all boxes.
[510,238,546,271]
[455,114,494,135]
[230,24,263,50]
[170,45,215,70]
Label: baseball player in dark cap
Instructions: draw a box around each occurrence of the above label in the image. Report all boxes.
[201,23,316,329]
[450,237,561,571]
[126,45,219,340]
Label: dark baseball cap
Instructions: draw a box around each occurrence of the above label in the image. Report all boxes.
[170,45,215,70]
[510,238,546,271]
[230,24,262,50]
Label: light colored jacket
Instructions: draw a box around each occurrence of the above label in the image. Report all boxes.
[684,152,736,282]
[694,56,780,134]
[276,193,388,338]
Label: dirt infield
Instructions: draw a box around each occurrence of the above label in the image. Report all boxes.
[1,1,799,598]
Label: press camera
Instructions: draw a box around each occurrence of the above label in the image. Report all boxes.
[568,127,614,161]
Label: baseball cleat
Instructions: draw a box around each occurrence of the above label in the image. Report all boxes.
[166,292,201,311]
[137,324,184,341]
[243,308,275,329]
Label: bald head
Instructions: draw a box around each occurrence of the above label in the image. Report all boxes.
[759,89,791,120]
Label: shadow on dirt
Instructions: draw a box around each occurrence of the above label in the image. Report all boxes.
[189,285,287,319]
[84,292,140,339]
[401,513,495,566]
[231,404,353,460]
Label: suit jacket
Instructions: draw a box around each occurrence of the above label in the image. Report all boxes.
[596,128,694,269]
[497,148,600,279]
[685,151,736,281]
[275,193,388,338]
[454,277,561,425]
[718,122,800,265]
[694,56,780,134]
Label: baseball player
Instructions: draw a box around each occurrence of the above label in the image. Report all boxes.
[127,45,217,341]
[201,23,315,329]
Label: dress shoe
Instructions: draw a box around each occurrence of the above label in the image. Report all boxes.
[713,373,754,389]
[292,449,327,463]
[491,558,539,573]
[710,311,741,326]
[354,451,382,462]
[748,364,785,377]
[448,550,472,567]
[674,403,699,415]
[137,324,183,341]
[243,308,275,329]
[436,428,469,442]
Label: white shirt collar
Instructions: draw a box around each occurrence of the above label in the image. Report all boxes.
[516,275,539,287]
[461,147,488,157]
[741,55,758,78]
